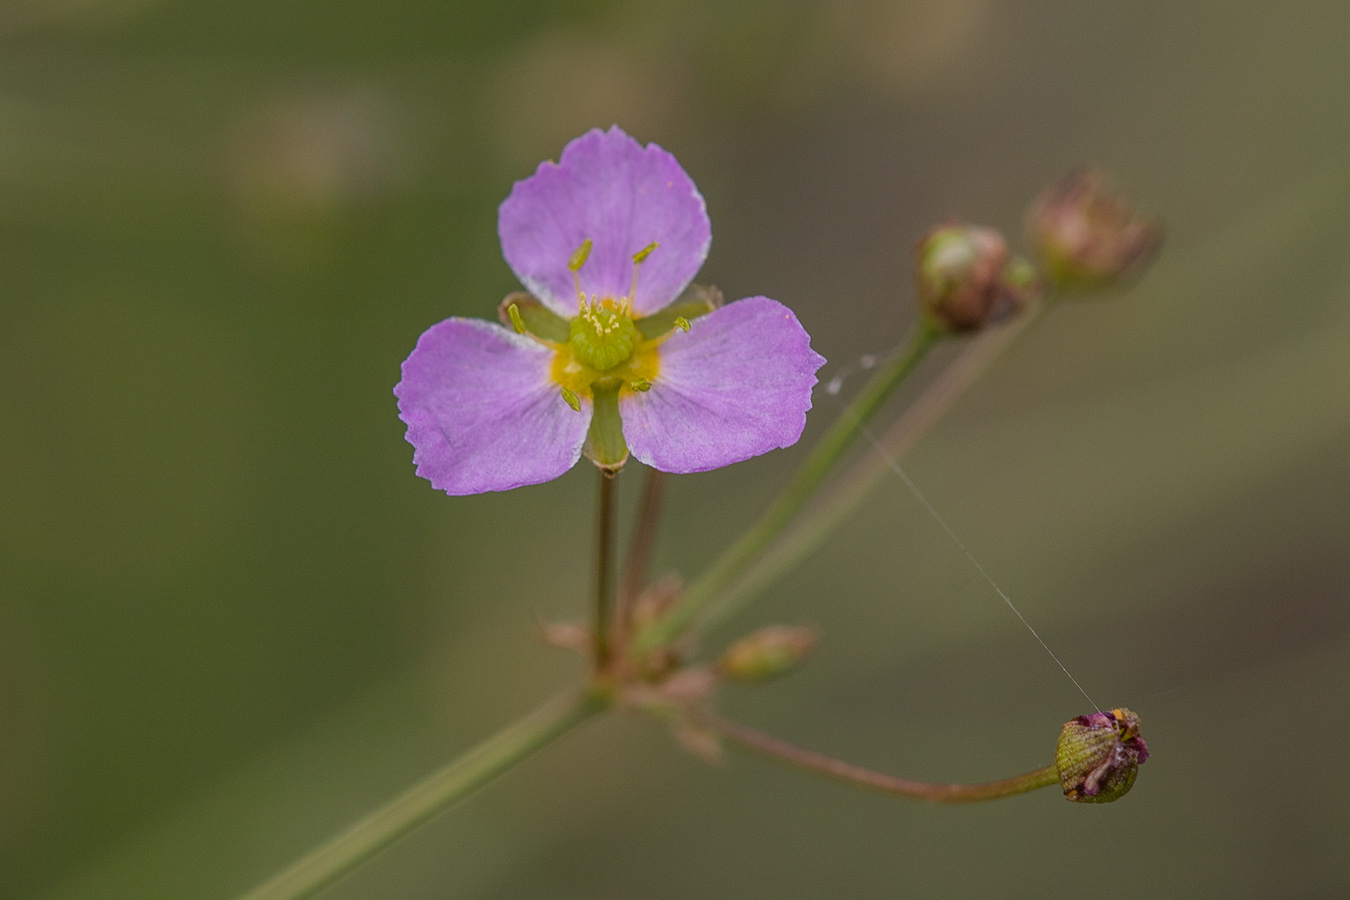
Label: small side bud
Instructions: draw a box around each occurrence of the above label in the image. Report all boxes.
[1027,168,1161,292]
[630,576,685,679]
[718,625,818,682]
[632,241,659,264]
[560,386,582,411]
[673,723,725,765]
[915,225,1040,333]
[537,620,590,653]
[568,238,593,272]
[631,575,683,632]
[506,302,527,334]
[1055,707,1150,803]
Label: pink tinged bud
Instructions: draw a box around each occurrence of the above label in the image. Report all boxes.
[718,625,818,682]
[1055,707,1150,803]
[1027,169,1162,292]
[915,225,1041,333]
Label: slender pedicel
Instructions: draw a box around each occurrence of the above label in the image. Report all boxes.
[694,300,1048,636]
[617,468,667,631]
[634,321,943,653]
[703,712,1059,803]
[593,468,618,669]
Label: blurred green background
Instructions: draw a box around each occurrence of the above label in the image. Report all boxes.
[2,1,1348,897]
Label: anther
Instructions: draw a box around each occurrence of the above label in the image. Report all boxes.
[568,239,593,273]
[570,239,593,310]
[560,387,582,411]
[628,241,658,304]
[632,241,659,264]
[506,302,527,335]
[673,316,691,332]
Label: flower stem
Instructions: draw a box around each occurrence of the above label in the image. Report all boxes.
[594,469,618,669]
[702,303,1047,631]
[704,711,1059,803]
[618,468,666,630]
[236,687,605,900]
[635,321,944,653]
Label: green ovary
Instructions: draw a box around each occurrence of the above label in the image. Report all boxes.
[568,299,641,371]
[551,303,660,400]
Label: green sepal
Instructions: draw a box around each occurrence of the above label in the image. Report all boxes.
[582,383,629,471]
[497,292,570,342]
[636,283,722,340]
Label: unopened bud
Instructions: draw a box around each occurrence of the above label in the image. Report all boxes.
[718,625,817,682]
[1027,169,1161,292]
[915,225,1040,333]
[1055,707,1150,803]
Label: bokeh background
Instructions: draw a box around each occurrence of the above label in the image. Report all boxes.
[3,1,1349,897]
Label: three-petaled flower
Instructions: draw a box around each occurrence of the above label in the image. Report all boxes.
[395,126,826,495]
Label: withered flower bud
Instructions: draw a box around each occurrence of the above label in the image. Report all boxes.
[915,225,1041,333]
[1055,707,1150,803]
[718,625,818,682]
[1027,169,1161,292]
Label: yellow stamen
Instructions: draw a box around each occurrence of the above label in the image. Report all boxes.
[506,302,527,334]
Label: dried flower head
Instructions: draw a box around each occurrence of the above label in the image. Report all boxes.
[395,127,826,494]
[1027,168,1161,292]
[1055,707,1150,803]
[915,224,1040,333]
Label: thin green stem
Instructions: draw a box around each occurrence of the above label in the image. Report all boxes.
[635,322,943,653]
[594,469,618,669]
[236,688,605,900]
[703,303,1047,630]
[705,712,1058,803]
[617,468,666,630]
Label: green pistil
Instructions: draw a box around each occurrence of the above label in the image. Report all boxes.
[569,301,640,372]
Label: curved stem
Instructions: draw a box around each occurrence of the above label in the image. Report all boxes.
[704,712,1058,803]
[703,304,1046,629]
[635,322,944,653]
[236,688,606,900]
[593,469,617,668]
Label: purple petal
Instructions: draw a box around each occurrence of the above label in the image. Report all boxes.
[621,296,826,473]
[395,318,590,494]
[498,126,711,319]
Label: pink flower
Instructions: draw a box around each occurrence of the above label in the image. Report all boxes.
[395,127,825,495]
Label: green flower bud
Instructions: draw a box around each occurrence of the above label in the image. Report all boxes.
[718,625,818,682]
[1027,169,1162,292]
[915,225,1040,333]
[1055,707,1150,803]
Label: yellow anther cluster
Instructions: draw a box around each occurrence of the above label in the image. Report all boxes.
[577,295,632,337]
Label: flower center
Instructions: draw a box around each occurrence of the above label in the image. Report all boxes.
[568,297,640,371]
[548,238,664,410]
